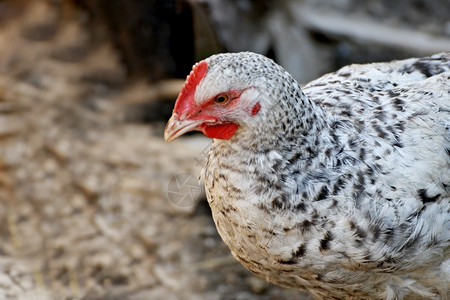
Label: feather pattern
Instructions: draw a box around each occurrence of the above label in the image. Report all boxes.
[174,52,450,299]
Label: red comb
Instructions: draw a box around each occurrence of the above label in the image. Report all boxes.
[174,60,208,115]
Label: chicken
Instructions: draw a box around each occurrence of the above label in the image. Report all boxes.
[164,52,450,299]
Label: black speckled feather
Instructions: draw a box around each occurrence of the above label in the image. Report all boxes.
[168,52,450,300]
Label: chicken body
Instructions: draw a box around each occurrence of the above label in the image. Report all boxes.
[166,52,450,299]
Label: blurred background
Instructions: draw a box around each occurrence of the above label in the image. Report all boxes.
[0,0,448,299]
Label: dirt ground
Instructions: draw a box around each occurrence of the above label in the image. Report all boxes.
[0,1,309,299]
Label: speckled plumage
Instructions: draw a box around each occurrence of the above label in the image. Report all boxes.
[170,52,450,299]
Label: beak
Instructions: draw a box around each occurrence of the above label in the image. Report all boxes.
[164,114,206,142]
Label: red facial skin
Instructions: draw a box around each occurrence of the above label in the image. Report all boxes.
[169,60,260,140]
[202,98,260,139]
[250,102,261,116]
[185,89,244,139]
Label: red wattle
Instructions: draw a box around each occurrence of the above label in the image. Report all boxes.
[202,123,239,140]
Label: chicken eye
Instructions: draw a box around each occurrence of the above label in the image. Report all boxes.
[215,94,229,104]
